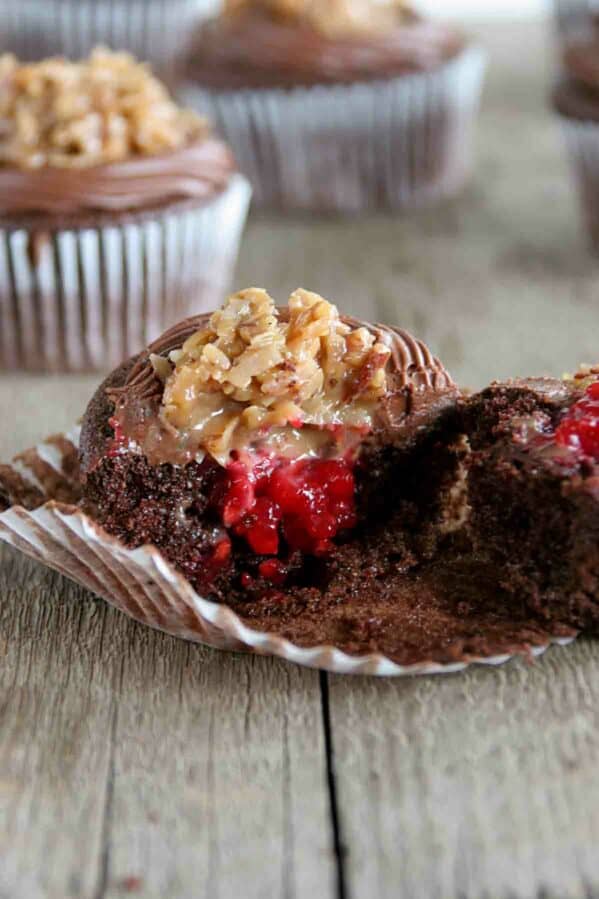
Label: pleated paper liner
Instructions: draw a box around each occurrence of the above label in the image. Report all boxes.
[558,118,599,254]
[553,0,597,41]
[0,426,578,677]
[1,0,220,86]
[179,46,486,213]
[0,174,251,373]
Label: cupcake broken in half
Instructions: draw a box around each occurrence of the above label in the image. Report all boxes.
[80,287,463,607]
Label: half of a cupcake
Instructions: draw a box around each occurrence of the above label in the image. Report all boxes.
[80,288,464,611]
[463,370,599,631]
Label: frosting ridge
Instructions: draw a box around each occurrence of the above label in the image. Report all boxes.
[0,138,236,216]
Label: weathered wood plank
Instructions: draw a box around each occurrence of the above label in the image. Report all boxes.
[327,641,599,899]
[0,547,336,899]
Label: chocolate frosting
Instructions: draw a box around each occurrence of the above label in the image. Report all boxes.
[116,310,455,403]
[80,310,456,474]
[187,13,466,89]
[0,138,236,217]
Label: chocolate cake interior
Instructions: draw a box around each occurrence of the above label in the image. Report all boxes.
[463,380,599,632]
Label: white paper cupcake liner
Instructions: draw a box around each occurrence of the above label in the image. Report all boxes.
[179,46,486,213]
[0,425,577,677]
[558,119,599,251]
[0,174,251,373]
[1,0,221,84]
[553,0,597,40]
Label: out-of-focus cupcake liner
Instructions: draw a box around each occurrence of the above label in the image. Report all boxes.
[2,0,221,84]
[0,426,576,677]
[0,174,251,373]
[553,0,597,41]
[179,46,486,213]
[559,118,599,252]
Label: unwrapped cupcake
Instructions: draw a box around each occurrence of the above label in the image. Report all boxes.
[180,0,486,212]
[0,49,251,372]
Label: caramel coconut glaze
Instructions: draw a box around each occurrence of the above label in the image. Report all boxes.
[186,13,466,89]
[79,311,457,475]
[0,137,236,221]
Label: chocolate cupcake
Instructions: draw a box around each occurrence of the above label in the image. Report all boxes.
[180,0,486,212]
[80,287,463,611]
[551,23,599,252]
[0,50,251,372]
[3,292,598,669]
[1,0,219,86]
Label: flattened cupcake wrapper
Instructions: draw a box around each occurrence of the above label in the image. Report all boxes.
[0,174,251,373]
[559,119,599,251]
[0,426,575,677]
[2,0,220,84]
[179,46,486,213]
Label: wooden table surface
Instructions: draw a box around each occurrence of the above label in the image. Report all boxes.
[2,20,599,899]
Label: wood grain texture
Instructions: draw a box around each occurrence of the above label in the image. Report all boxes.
[328,641,599,899]
[0,546,336,899]
[1,17,599,899]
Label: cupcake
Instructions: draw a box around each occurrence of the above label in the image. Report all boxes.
[553,28,599,252]
[73,289,599,661]
[1,290,595,669]
[1,0,220,87]
[79,288,467,639]
[0,49,251,372]
[180,0,486,212]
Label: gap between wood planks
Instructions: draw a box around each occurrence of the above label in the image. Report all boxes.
[320,671,348,899]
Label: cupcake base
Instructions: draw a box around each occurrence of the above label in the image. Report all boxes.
[180,47,486,213]
[0,174,251,373]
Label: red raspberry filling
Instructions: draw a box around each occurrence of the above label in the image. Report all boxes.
[218,454,358,560]
[555,380,599,459]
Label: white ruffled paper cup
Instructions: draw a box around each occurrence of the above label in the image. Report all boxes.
[0,174,251,373]
[0,425,575,677]
[1,0,221,85]
[179,46,486,213]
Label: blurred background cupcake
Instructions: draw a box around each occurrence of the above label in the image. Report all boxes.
[1,0,221,86]
[0,49,251,372]
[552,2,599,252]
[179,0,486,213]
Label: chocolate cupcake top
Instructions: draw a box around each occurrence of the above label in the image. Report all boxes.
[80,287,456,472]
[0,49,236,218]
[186,0,465,89]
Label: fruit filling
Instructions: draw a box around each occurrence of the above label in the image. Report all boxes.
[217,453,357,558]
[554,380,599,460]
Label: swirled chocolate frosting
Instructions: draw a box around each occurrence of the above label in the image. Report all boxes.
[186,12,466,89]
[0,138,236,217]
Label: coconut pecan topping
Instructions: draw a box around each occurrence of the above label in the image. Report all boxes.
[155,288,391,462]
[0,48,207,169]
